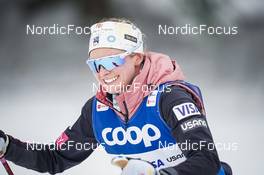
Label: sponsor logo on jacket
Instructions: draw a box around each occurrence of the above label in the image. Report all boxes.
[96,101,109,111]
[172,102,201,121]
[102,124,161,147]
[56,132,69,148]
[151,159,165,168]
[166,153,185,162]
[181,118,207,132]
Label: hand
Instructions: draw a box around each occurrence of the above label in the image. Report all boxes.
[0,130,9,158]
[112,156,159,175]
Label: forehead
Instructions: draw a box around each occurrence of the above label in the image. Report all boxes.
[89,48,125,59]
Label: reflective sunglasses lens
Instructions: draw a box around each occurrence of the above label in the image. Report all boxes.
[87,53,127,73]
[87,60,97,73]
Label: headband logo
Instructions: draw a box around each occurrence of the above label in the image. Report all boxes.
[107,35,116,42]
[124,34,137,43]
[89,22,143,53]
[93,36,99,46]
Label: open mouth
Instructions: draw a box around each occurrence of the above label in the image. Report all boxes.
[103,75,119,84]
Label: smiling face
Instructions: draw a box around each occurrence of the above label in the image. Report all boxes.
[89,48,144,94]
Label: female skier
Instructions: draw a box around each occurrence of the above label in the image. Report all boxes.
[0,18,232,175]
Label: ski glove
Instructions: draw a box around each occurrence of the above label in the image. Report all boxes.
[112,156,159,175]
[0,130,9,158]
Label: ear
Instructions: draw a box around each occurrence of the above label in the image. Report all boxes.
[132,53,144,66]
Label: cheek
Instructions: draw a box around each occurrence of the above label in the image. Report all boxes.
[119,65,135,82]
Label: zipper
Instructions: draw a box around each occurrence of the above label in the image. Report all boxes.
[123,101,129,130]
[97,97,129,129]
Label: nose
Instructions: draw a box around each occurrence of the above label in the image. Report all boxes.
[98,65,110,76]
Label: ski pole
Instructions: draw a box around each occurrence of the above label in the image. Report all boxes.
[0,158,14,175]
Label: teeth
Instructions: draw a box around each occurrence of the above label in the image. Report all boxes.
[104,76,118,84]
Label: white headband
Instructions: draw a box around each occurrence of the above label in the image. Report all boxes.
[88,21,144,55]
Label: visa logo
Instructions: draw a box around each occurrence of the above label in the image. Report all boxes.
[151,159,165,168]
[172,102,201,121]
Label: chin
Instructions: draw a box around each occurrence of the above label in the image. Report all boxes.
[101,84,121,94]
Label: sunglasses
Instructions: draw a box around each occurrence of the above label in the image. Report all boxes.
[86,51,132,73]
[86,42,142,73]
